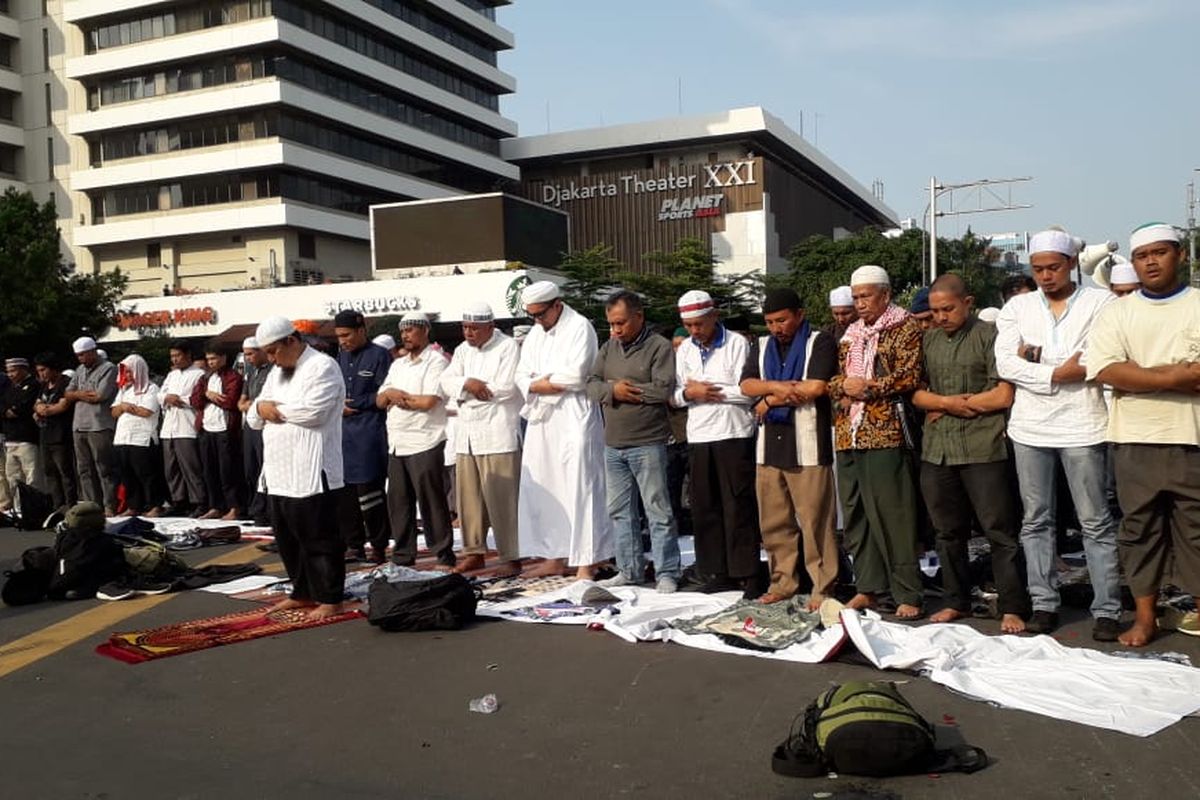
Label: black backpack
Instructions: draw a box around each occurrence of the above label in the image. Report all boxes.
[15,482,56,531]
[47,523,127,600]
[2,546,55,606]
[367,574,481,632]
[772,681,988,779]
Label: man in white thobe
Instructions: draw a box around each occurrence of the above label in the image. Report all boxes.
[516,281,613,578]
[246,316,347,620]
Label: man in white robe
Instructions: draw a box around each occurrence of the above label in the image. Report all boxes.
[246,316,348,620]
[516,281,613,578]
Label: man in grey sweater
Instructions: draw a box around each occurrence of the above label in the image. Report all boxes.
[586,290,681,592]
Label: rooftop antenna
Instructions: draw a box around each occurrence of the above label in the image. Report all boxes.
[677,77,683,115]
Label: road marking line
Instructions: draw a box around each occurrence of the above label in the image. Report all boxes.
[0,543,267,679]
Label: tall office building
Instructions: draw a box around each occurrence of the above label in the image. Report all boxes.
[14,0,515,296]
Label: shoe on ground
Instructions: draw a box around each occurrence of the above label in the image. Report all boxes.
[695,575,738,594]
[1025,610,1060,635]
[96,582,135,601]
[130,577,172,596]
[656,576,677,594]
[1092,616,1121,642]
[1160,607,1200,636]
[597,573,633,588]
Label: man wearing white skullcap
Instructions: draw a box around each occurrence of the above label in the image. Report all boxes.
[238,335,271,525]
[828,266,925,619]
[64,334,119,513]
[994,228,1121,640]
[372,334,400,360]
[247,315,349,620]
[516,279,613,577]
[1089,222,1200,645]
[673,289,758,593]
[159,340,207,516]
[377,307,456,568]
[1106,260,1141,297]
[439,301,524,575]
[827,285,856,340]
[2,356,42,509]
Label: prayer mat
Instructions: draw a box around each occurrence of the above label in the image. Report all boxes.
[671,599,822,652]
[95,606,364,664]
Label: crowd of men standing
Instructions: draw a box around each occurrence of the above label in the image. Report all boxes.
[1,222,1196,646]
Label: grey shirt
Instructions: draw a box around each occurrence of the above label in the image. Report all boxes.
[67,360,118,432]
[586,326,675,448]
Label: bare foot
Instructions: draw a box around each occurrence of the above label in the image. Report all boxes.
[118,509,135,517]
[1000,613,1026,634]
[1119,621,1156,648]
[574,565,597,581]
[524,558,568,577]
[489,560,522,578]
[452,554,486,574]
[759,592,789,605]
[930,608,965,624]
[846,593,877,611]
[144,507,162,518]
[805,594,826,612]
[306,603,345,620]
[199,508,222,520]
[220,508,241,521]
[269,597,317,613]
[895,604,924,620]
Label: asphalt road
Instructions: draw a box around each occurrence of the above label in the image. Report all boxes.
[2,527,1200,800]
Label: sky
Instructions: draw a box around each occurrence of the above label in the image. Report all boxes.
[498,0,1199,250]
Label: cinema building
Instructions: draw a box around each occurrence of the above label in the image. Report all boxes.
[503,106,897,276]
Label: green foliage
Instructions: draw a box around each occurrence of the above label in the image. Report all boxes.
[558,243,622,326]
[619,238,759,330]
[0,188,127,360]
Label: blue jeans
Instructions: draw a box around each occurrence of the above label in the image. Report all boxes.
[1012,442,1121,619]
[605,444,681,581]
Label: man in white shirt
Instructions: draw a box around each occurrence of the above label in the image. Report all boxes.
[516,281,613,579]
[377,312,455,568]
[246,316,347,620]
[1089,223,1200,646]
[440,302,523,576]
[672,290,759,595]
[995,228,1121,640]
[158,342,207,516]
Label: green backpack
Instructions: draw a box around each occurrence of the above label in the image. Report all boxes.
[124,544,189,580]
[772,680,988,778]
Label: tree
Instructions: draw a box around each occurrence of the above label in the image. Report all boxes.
[618,238,759,330]
[0,189,126,360]
[558,243,622,327]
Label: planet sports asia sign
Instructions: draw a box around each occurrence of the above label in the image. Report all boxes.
[539,160,757,211]
[113,306,217,331]
[323,296,421,316]
[657,194,724,221]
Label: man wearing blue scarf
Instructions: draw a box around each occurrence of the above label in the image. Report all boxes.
[740,288,840,608]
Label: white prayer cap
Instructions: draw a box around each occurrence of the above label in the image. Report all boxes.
[1129,222,1182,254]
[850,265,889,287]
[521,280,560,306]
[242,337,260,350]
[829,286,853,307]
[512,324,532,343]
[255,316,295,347]
[462,302,494,322]
[977,307,1001,323]
[1029,229,1078,257]
[372,334,396,351]
[1108,261,1140,286]
[62,368,75,379]
[677,290,715,320]
[72,336,97,354]
[96,349,108,361]
[398,311,430,329]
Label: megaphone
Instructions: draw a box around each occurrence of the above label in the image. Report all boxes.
[1079,241,1119,276]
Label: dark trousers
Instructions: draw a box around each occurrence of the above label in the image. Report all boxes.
[269,488,345,604]
[387,443,454,565]
[920,460,1029,616]
[200,430,241,513]
[837,447,924,607]
[242,427,267,523]
[689,438,760,580]
[339,478,390,556]
[1114,443,1200,598]
[74,429,118,512]
[114,444,166,514]
[41,439,76,509]
[163,437,207,511]
[667,442,692,536]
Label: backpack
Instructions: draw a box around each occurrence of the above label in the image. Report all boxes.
[14,482,56,531]
[1,546,55,606]
[124,543,190,580]
[367,574,481,632]
[47,523,127,600]
[772,681,988,778]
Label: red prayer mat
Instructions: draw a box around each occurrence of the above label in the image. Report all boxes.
[95,606,364,664]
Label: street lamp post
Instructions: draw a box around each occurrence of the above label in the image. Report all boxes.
[926,176,1033,283]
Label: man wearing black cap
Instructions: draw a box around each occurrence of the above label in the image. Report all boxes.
[740,288,840,608]
[334,310,391,563]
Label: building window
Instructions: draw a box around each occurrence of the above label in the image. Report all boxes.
[0,144,16,176]
[46,136,54,180]
[0,37,12,68]
[0,91,13,121]
[298,233,316,260]
[44,82,51,126]
[42,28,50,71]
[147,243,161,268]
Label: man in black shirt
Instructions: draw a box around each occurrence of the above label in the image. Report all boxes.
[2,357,43,507]
[33,353,76,509]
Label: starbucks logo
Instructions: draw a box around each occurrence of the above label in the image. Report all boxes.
[506,276,532,317]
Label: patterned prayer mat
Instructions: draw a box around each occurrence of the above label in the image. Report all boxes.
[476,575,576,611]
[95,606,364,664]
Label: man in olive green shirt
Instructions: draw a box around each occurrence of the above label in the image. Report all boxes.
[913,274,1029,633]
